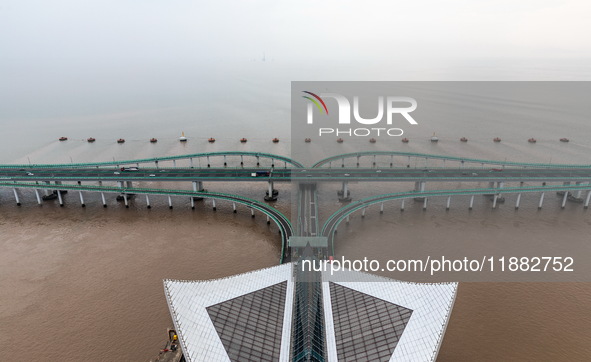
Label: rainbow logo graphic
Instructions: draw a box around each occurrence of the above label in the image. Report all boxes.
[302,91,328,115]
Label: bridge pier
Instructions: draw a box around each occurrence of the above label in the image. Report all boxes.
[538,192,545,209]
[346,214,350,223]
[168,195,173,209]
[79,191,85,207]
[13,188,20,206]
[423,197,428,210]
[446,196,451,210]
[190,158,194,168]
[145,194,151,209]
[400,199,405,211]
[233,202,237,213]
[585,191,591,209]
[124,194,129,208]
[338,181,351,202]
[561,189,569,208]
[126,181,133,188]
[515,193,521,209]
[224,155,227,167]
[266,215,270,224]
[34,189,41,205]
[207,156,211,167]
[251,208,255,218]
[575,183,582,198]
[173,159,177,167]
[380,202,384,214]
[265,181,278,201]
[469,195,474,210]
[192,181,204,200]
[101,192,107,207]
[212,199,216,211]
[361,207,366,218]
[57,189,64,206]
[190,196,195,209]
[44,181,51,196]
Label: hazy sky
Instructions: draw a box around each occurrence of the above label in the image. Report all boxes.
[1,1,591,120]
[2,0,590,64]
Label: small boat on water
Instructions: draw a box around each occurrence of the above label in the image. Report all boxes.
[150,138,157,143]
[460,137,468,142]
[560,138,570,142]
[528,138,536,143]
[87,137,96,143]
[240,138,247,143]
[208,138,216,143]
[369,138,376,143]
[117,138,125,143]
[336,138,344,143]
[304,138,311,143]
[272,138,279,143]
[179,132,187,142]
[42,191,58,200]
[493,137,501,143]
[430,133,439,142]
[59,137,68,141]
[401,138,409,143]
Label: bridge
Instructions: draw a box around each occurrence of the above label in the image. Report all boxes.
[1,150,591,263]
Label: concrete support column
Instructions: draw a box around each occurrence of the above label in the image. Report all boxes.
[346,214,350,223]
[561,190,568,208]
[190,158,194,168]
[584,191,591,209]
[79,191,85,207]
[423,197,427,210]
[145,194,151,209]
[126,181,133,188]
[266,215,270,224]
[361,207,366,218]
[492,194,498,209]
[13,188,20,206]
[251,208,255,217]
[212,199,216,211]
[57,190,64,206]
[469,195,474,210]
[538,192,545,209]
[101,192,107,207]
[575,182,582,198]
[223,155,227,167]
[168,195,172,209]
[232,202,237,213]
[446,196,451,210]
[34,189,41,205]
[265,181,277,201]
[173,159,177,167]
[400,199,405,211]
[380,203,384,214]
[190,196,195,209]
[515,193,521,209]
[124,194,129,208]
